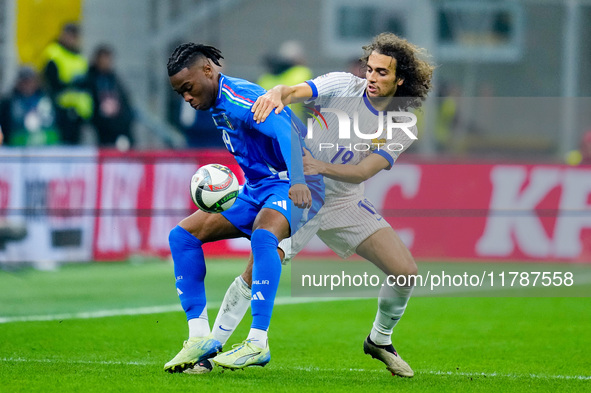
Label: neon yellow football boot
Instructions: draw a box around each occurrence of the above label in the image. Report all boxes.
[212,340,270,369]
[164,335,222,373]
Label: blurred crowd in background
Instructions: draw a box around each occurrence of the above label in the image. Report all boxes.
[0,23,324,152]
[1,4,591,165]
[0,23,371,152]
[0,23,134,150]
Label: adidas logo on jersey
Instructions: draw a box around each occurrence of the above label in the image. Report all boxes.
[251,291,266,300]
[272,200,287,210]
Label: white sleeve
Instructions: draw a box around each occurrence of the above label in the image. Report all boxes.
[306,72,363,99]
[373,114,418,169]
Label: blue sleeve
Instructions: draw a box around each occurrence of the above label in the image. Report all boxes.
[250,111,307,186]
[371,150,395,170]
[305,80,318,98]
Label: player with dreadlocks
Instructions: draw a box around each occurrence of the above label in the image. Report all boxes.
[163,43,324,372]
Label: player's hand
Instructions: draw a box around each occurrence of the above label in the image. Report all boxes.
[252,87,284,123]
[303,149,325,176]
[289,183,312,209]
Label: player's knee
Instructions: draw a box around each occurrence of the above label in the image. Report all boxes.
[251,228,279,249]
[168,225,201,249]
[169,225,183,247]
[404,260,418,277]
[177,212,218,242]
[388,259,418,279]
[396,250,418,275]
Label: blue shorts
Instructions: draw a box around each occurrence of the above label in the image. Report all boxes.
[222,178,292,237]
[222,174,325,238]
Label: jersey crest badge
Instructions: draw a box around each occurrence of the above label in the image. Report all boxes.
[212,112,235,130]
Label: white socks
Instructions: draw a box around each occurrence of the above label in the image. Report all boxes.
[189,275,269,349]
[188,306,210,338]
[247,328,268,349]
[370,282,414,346]
[211,276,252,345]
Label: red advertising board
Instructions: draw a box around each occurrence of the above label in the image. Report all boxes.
[364,162,591,262]
[1,147,590,263]
[92,149,246,260]
[0,147,97,263]
[93,152,591,262]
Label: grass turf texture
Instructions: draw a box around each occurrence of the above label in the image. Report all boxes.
[0,260,590,392]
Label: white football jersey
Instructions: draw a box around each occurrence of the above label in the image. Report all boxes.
[304,72,417,198]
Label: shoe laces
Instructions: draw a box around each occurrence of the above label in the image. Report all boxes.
[231,340,252,350]
[224,340,256,356]
[182,337,202,349]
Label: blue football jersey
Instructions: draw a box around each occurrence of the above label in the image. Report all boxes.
[210,74,306,187]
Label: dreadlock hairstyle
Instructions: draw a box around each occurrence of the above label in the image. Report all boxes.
[361,33,435,110]
[167,43,224,77]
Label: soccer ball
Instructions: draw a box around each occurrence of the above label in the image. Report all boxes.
[190,164,239,213]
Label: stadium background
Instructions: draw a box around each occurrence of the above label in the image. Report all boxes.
[1,0,591,265]
[0,2,590,392]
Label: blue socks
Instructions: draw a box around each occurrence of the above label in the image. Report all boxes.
[168,225,207,321]
[169,225,282,334]
[250,229,281,331]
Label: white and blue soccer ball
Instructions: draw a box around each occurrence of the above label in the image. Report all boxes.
[190,164,239,213]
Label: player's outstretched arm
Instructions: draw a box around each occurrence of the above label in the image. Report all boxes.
[252,83,313,123]
[303,150,390,184]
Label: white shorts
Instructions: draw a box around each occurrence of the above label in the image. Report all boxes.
[279,195,391,260]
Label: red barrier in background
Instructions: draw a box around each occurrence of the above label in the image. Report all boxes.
[365,163,591,262]
[93,151,591,263]
[93,149,246,260]
[1,148,589,263]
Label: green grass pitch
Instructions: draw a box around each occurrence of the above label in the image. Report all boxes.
[0,259,590,392]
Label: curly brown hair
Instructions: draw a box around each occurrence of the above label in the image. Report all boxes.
[361,33,435,110]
